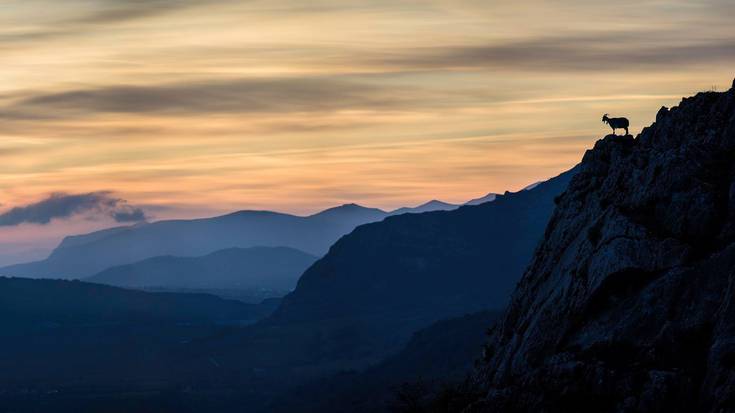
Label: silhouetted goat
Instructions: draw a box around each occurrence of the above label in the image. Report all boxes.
[602,114,629,135]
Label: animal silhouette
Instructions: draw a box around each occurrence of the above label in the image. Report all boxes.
[602,114,629,135]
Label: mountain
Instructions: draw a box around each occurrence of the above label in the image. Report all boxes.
[391,200,459,215]
[0,204,387,279]
[259,166,576,364]
[87,168,572,407]
[85,246,317,292]
[0,170,574,410]
[473,81,735,411]
[464,193,498,206]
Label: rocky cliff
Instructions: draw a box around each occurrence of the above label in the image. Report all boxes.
[475,80,735,412]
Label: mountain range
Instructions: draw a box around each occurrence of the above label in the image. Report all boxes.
[0,197,487,280]
[0,163,573,411]
[175,167,575,385]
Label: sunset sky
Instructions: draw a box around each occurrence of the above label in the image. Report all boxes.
[1,0,734,263]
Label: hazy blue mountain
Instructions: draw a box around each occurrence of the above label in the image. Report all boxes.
[390,200,459,215]
[464,192,498,205]
[85,246,317,291]
[0,195,521,281]
[0,204,388,279]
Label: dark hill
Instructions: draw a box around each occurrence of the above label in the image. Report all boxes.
[0,277,279,406]
[473,80,735,412]
[0,276,271,329]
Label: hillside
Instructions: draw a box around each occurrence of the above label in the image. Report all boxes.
[0,277,272,329]
[274,311,501,413]
[0,277,282,409]
[85,246,317,292]
[473,81,735,412]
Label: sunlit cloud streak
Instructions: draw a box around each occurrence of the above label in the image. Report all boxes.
[1,77,418,118]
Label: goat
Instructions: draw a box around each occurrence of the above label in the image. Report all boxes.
[602,114,629,135]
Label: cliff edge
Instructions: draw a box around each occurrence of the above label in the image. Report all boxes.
[476,80,735,412]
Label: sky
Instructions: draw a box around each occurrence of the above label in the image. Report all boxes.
[0,0,734,264]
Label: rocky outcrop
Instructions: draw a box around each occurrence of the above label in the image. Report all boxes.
[475,81,735,412]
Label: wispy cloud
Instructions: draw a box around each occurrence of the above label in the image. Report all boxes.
[1,77,419,118]
[0,192,147,226]
[365,33,735,73]
[0,0,204,45]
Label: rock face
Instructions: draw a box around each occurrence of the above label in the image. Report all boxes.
[476,83,735,412]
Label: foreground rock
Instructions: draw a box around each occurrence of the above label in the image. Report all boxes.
[475,81,735,412]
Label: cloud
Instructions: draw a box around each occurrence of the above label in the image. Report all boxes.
[0,192,147,226]
[0,0,204,46]
[369,33,735,72]
[111,206,147,223]
[67,0,200,25]
[1,77,421,119]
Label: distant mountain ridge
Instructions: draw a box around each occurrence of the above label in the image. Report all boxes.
[0,198,491,280]
[85,246,317,291]
[391,200,460,215]
[0,204,385,279]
